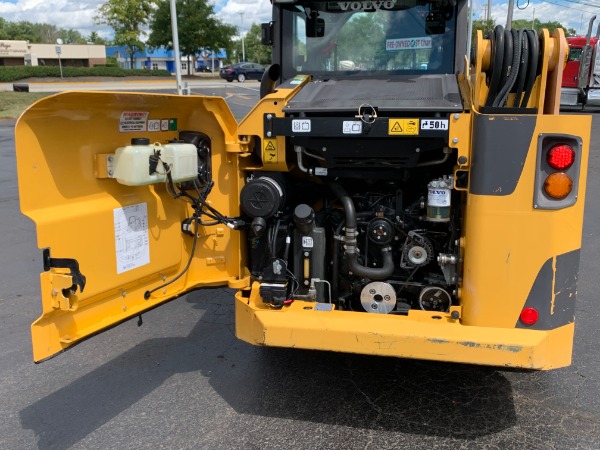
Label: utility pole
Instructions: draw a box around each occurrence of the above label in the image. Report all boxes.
[487,0,491,20]
[506,0,514,30]
[170,0,183,95]
[240,12,246,63]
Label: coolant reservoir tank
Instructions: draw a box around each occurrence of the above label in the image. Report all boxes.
[112,138,198,186]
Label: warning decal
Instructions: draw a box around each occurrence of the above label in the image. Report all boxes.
[263,139,278,164]
[119,111,149,132]
[388,118,419,135]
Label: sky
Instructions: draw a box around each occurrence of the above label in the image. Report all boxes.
[0,0,273,40]
[0,0,598,40]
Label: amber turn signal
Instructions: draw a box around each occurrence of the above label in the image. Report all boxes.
[543,172,573,200]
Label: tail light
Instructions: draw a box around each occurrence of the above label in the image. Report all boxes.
[546,144,575,170]
[520,307,539,325]
[534,136,582,210]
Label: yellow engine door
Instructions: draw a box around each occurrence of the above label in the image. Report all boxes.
[16,91,246,362]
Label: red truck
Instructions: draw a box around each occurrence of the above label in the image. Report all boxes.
[561,16,600,108]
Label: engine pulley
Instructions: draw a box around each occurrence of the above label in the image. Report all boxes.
[418,286,451,312]
[360,282,397,314]
[367,218,394,245]
[401,232,434,268]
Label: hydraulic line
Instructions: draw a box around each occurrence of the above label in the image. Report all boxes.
[328,182,394,280]
[485,25,505,107]
[513,29,529,107]
[485,26,540,110]
[494,29,523,107]
[520,30,539,108]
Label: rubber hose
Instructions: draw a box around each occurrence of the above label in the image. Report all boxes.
[495,29,522,107]
[498,28,514,93]
[486,25,506,107]
[328,183,395,280]
[513,29,529,107]
[520,30,539,108]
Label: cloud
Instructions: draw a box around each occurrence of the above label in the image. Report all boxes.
[0,0,592,43]
[0,0,112,38]
[486,1,595,35]
[214,0,273,31]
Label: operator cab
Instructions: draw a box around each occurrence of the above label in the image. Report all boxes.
[279,0,458,79]
[264,0,466,113]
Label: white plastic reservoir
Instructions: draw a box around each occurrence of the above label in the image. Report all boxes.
[112,139,198,186]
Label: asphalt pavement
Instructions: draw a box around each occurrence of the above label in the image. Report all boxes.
[0,81,599,449]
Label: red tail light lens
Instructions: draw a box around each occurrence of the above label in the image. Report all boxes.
[520,307,539,325]
[547,144,575,170]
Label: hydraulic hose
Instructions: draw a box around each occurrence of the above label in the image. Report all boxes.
[485,25,505,107]
[494,29,523,107]
[513,29,529,107]
[485,26,540,110]
[520,30,539,108]
[328,182,394,280]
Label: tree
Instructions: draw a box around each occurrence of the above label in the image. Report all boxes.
[0,19,87,43]
[148,0,236,75]
[95,0,157,69]
[244,23,272,65]
[471,18,496,45]
[89,31,110,45]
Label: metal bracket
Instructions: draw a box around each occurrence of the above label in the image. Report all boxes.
[43,248,86,293]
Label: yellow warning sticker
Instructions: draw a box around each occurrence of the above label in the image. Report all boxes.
[263,139,278,164]
[388,118,419,135]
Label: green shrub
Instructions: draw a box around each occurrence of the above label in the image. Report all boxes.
[0,66,170,82]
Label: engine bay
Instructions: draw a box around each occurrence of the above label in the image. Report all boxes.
[240,152,462,314]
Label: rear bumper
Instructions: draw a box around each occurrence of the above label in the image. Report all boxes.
[561,88,580,106]
[234,294,573,370]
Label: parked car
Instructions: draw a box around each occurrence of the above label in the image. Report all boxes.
[219,62,265,82]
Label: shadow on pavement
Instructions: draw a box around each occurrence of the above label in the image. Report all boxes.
[20,288,516,449]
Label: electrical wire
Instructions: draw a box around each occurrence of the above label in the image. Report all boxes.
[144,150,245,300]
[144,214,199,299]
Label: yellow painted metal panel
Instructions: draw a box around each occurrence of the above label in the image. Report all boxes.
[461,113,590,329]
[16,91,245,362]
[235,292,574,370]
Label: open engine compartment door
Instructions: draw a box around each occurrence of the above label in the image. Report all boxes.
[16,91,245,362]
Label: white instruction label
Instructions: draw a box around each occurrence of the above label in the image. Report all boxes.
[114,203,150,274]
[119,111,149,132]
[148,119,161,132]
[343,121,362,134]
[292,119,311,133]
[421,119,448,130]
[302,236,314,248]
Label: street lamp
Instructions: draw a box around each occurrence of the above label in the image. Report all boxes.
[239,12,245,62]
[169,0,184,95]
[55,38,63,80]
